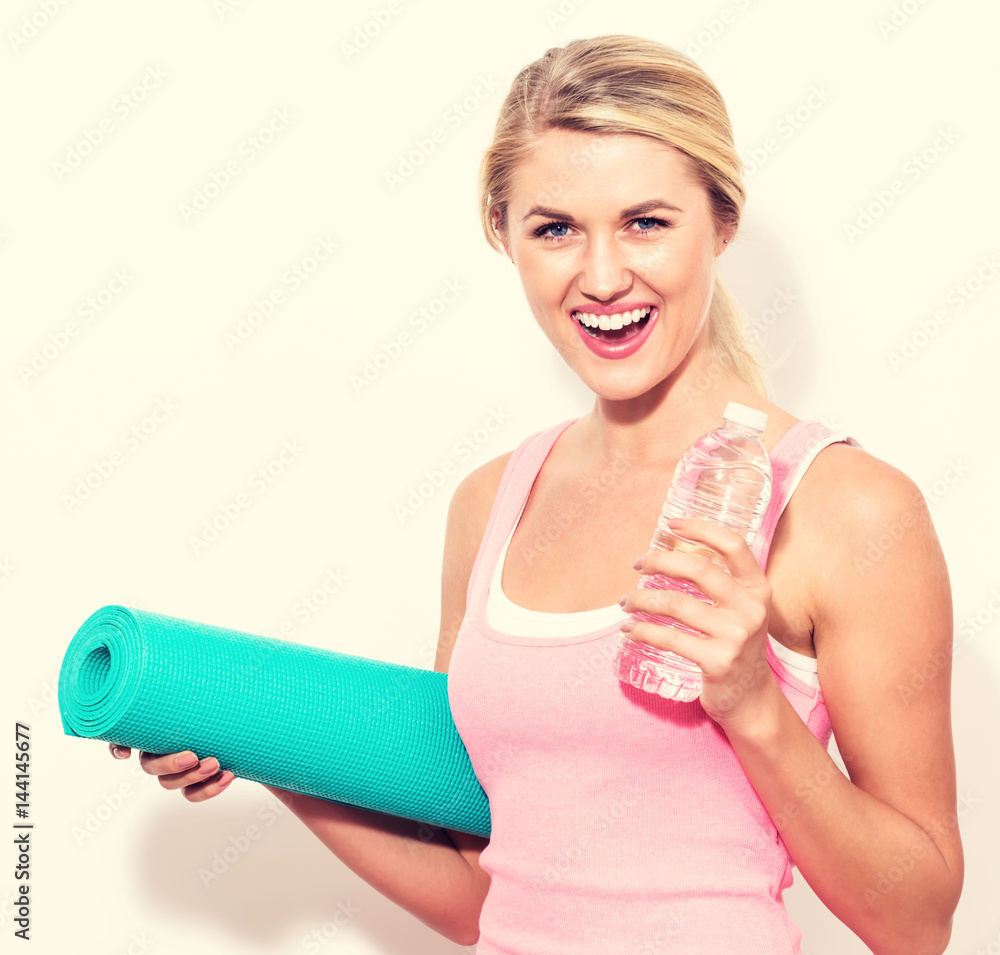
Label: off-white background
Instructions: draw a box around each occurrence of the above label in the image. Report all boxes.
[2,0,998,952]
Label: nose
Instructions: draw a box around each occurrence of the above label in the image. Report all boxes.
[577,232,632,301]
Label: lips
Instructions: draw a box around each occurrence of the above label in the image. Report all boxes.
[569,305,658,360]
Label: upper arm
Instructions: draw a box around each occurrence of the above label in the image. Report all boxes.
[801,445,963,889]
[433,451,512,877]
[433,450,512,675]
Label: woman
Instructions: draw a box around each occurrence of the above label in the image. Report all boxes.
[110,35,962,953]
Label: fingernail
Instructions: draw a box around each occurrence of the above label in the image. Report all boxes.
[218,772,234,788]
[112,745,129,759]
[198,758,220,776]
[667,518,685,529]
[618,594,627,607]
[631,557,644,570]
[620,618,634,632]
[178,752,199,770]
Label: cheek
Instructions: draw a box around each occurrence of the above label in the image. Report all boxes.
[516,249,565,303]
[642,240,716,296]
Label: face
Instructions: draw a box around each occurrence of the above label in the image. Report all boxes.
[497,128,731,401]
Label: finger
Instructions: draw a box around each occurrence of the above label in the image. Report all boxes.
[181,770,236,803]
[154,756,227,792]
[624,588,720,641]
[660,517,762,581]
[621,616,711,668]
[138,749,201,777]
[109,743,131,759]
[637,548,736,604]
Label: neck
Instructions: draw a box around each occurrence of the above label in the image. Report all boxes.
[582,351,763,470]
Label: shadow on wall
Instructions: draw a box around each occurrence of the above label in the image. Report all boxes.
[135,794,473,953]
[719,217,819,409]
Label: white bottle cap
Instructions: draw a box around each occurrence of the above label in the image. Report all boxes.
[723,402,768,433]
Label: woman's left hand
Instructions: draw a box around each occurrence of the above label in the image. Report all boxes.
[619,516,779,728]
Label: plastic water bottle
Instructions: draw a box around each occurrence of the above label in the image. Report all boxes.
[612,402,773,702]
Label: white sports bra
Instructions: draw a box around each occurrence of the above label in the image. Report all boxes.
[486,497,821,690]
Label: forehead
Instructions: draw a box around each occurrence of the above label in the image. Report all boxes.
[508,128,703,214]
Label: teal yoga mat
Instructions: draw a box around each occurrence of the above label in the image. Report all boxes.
[58,605,491,837]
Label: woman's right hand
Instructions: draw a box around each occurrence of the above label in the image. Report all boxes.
[108,743,235,802]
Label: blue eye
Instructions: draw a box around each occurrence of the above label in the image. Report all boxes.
[533,221,571,239]
[531,217,671,241]
[633,217,669,232]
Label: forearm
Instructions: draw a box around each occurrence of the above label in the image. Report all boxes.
[263,786,484,946]
[725,681,959,955]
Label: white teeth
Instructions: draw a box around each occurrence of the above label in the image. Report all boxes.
[572,306,651,329]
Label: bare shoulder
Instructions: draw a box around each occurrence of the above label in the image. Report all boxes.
[784,441,934,562]
[784,441,942,603]
[434,450,515,674]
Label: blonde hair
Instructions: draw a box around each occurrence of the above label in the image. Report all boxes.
[478,34,767,396]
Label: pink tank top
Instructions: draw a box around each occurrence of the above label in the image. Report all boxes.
[447,416,862,954]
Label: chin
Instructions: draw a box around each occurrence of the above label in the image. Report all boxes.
[578,366,665,402]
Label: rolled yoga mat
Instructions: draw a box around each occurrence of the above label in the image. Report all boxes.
[58,605,491,837]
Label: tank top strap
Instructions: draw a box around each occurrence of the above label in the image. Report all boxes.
[752,420,864,570]
[465,417,581,614]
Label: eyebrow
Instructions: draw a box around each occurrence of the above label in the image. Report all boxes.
[520,198,683,223]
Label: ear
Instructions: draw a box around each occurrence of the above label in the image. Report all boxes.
[715,230,734,256]
[492,209,513,262]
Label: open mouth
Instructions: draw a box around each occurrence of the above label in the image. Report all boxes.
[571,306,653,343]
